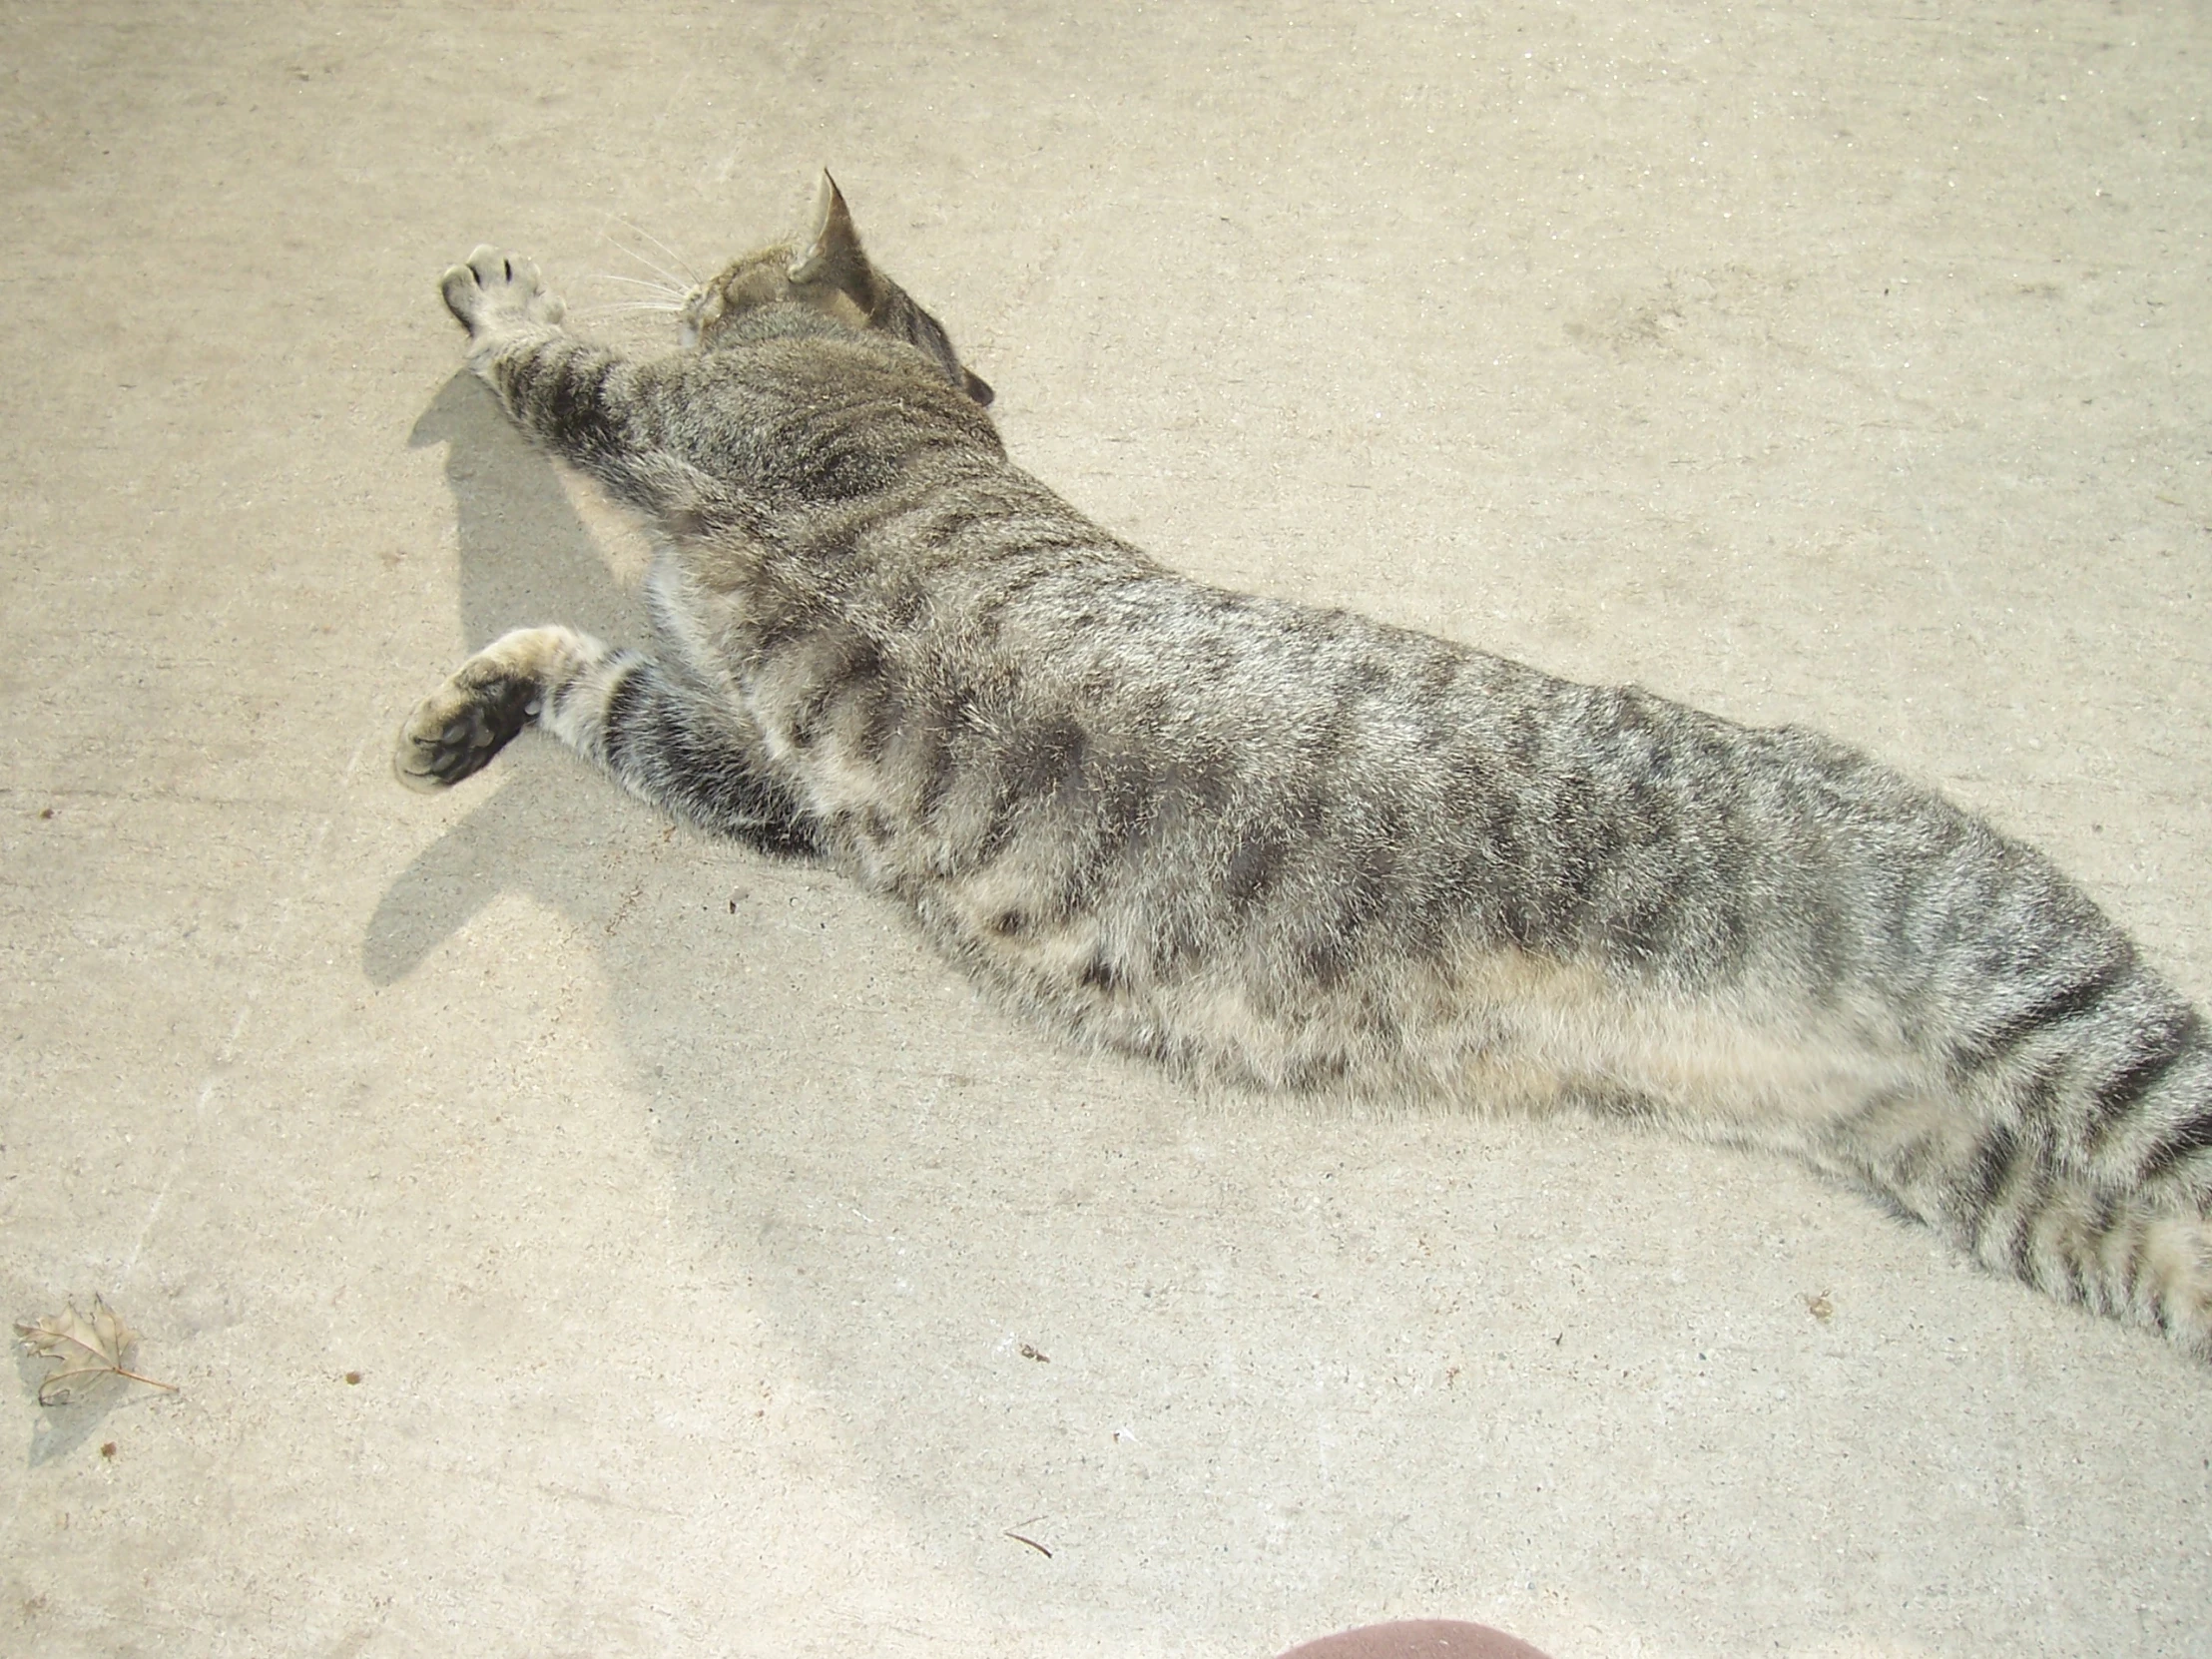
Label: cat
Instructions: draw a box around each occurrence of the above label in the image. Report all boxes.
[399,173,2212,1360]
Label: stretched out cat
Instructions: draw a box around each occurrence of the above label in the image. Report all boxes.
[399,175,2212,1359]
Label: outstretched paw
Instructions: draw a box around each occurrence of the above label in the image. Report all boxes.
[439,246,567,340]
[395,661,543,791]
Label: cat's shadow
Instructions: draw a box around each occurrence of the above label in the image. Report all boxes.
[355,367,2052,1655]
[364,373,645,983]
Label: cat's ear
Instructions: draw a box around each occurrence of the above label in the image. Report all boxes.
[788,172,880,311]
[793,172,993,408]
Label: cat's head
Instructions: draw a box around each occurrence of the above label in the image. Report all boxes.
[681,173,995,407]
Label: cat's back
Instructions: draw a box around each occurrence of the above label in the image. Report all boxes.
[651,308,1002,511]
[665,326,1996,1019]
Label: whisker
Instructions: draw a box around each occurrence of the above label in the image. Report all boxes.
[598,223,692,291]
[612,216,700,284]
[590,273,689,297]
[577,299,687,317]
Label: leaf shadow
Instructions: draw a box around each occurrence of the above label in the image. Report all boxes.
[14,1342,168,1468]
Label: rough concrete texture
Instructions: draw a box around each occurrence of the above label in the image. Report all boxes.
[4,4,2209,1656]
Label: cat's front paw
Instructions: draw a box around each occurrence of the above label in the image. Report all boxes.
[394,661,543,791]
[439,246,567,340]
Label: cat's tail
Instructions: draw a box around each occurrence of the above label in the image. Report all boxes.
[1819,978,2212,1356]
[1965,1183,2212,1357]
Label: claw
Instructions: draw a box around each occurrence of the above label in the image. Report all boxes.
[440,247,564,336]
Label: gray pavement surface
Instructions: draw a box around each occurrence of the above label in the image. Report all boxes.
[5,4,2210,1656]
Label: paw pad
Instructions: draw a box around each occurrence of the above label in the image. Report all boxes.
[440,245,567,336]
[394,672,542,791]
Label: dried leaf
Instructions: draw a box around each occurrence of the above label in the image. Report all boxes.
[15,1296,177,1405]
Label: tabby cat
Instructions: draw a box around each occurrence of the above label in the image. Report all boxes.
[399,175,2212,1358]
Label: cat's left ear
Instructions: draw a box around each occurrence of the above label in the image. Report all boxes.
[788,172,880,311]
[793,172,994,409]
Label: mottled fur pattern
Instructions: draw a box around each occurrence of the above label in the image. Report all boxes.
[400,175,2212,1358]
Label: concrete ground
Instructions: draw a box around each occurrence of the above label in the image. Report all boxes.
[5,3,2209,1655]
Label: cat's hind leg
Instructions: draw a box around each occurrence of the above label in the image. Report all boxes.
[395,626,819,856]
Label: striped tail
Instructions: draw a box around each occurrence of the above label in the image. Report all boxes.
[1956,1172,2212,1354]
[1838,959,2212,1355]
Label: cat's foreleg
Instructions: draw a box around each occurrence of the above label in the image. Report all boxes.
[440,246,570,366]
[395,626,819,855]
[438,248,683,509]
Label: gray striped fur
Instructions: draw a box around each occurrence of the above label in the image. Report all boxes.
[399,177,2212,1358]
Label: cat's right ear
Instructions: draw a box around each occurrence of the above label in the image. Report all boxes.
[788,172,881,312]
